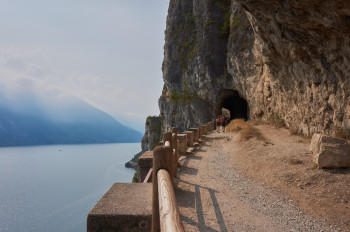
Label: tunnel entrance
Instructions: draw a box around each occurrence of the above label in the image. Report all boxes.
[218,90,249,121]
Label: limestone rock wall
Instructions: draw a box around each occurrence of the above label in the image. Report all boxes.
[141,116,163,153]
[142,0,350,151]
[159,0,231,133]
[233,0,350,136]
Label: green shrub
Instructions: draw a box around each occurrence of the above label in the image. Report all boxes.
[169,83,199,103]
[203,20,217,29]
[220,12,231,39]
[231,15,240,29]
[170,91,181,102]
[132,172,138,183]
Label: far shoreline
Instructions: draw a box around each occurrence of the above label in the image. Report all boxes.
[0,141,142,149]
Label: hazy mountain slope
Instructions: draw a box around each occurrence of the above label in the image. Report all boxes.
[0,94,142,146]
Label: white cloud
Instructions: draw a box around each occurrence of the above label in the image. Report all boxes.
[0,48,123,99]
[0,47,160,132]
[0,48,61,95]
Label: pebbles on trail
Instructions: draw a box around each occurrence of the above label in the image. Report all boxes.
[176,133,341,232]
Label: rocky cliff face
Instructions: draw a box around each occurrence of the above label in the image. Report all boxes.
[142,0,350,150]
[141,116,163,152]
[159,0,232,133]
[232,0,350,136]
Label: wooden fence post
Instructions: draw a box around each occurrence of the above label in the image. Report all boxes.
[171,127,178,177]
[152,146,174,232]
[200,125,206,136]
[163,132,173,147]
[172,132,178,177]
[189,128,199,142]
[163,131,175,180]
[183,131,194,146]
[171,127,178,135]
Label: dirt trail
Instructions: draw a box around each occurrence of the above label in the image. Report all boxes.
[175,125,349,231]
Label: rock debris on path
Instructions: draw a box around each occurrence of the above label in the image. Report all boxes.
[175,132,340,232]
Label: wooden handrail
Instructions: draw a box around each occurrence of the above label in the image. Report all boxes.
[152,146,174,231]
[163,132,172,147]
[151,123,214,231]
[143,168,153,183]
[164,131,178,178]
[86,123,215,231]
[157,169,184,232]
[171,127,178,135]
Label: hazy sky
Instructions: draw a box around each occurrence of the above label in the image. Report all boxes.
[0,0,169,132]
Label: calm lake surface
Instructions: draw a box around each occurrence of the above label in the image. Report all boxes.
[0,143,140,232]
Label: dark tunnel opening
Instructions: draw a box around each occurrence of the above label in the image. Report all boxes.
[221,95,249,121]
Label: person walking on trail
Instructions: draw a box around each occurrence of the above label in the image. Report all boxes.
[216,116,221,133]
[221,115,227,133]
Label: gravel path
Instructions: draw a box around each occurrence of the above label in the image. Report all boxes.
[175,132,340,232]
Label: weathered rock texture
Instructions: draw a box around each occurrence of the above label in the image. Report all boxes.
[159,0,231,133]
[141,116,163,153]
[310,133,350,168]
[231,0,350,136]
[142,0,350,150]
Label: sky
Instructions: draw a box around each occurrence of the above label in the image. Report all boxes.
[0,0,170,132]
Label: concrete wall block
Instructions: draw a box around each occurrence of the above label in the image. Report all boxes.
[138,151,153,182]
[88,183,152,232]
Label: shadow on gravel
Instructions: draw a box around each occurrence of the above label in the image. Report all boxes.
[180,216,220,232]
[207,137,226,142]
[176,188,196,208]
[182,155,202,167]
[323,168,350,175]
[188,155,203,160]
[175,134,228,231]
[177,178,228,232]
[181,166,198,175]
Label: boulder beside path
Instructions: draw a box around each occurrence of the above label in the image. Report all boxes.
[310,133,350,168]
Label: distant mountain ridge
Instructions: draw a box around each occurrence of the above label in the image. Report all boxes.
[0,94,142,147]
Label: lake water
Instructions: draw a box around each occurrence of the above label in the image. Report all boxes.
[0,143,140,232]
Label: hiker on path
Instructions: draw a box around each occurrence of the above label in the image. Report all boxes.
[216,116,221,133]
[221,115,227,133]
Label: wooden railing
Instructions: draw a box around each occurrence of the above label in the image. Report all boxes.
[143,168,153,183]
[87,121,214,231]
[150,122,214,232]
[157,169,183,232]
